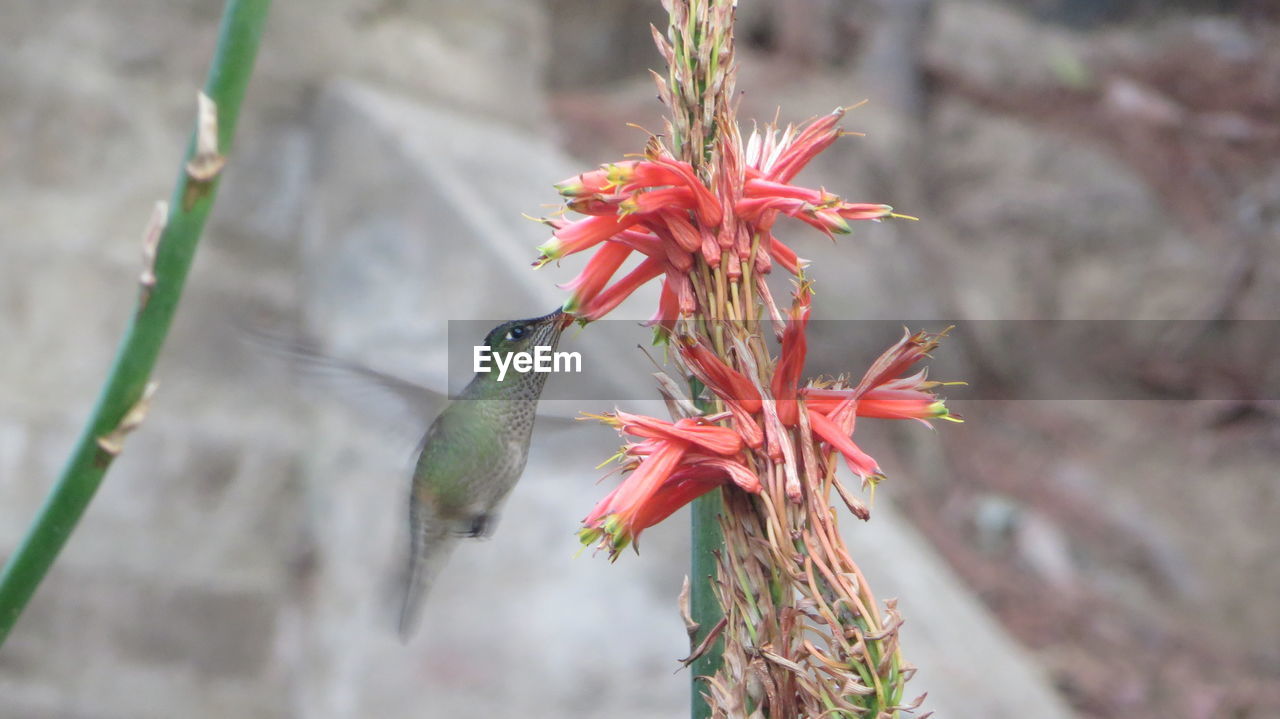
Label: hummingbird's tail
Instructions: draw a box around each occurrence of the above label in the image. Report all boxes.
[397,514,456,642]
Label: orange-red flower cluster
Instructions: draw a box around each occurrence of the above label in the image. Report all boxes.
[578,411,761,557]
[579,296,957,556]
[537,109,905,323]
[551,108,954,557]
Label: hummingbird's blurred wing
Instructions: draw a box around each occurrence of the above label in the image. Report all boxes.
[239,324,449,444]
[241,324,576,450]
[249,328,446,414]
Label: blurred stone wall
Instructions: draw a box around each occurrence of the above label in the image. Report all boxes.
[0,2,1088,718]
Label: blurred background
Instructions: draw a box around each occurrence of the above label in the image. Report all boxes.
[1,0,1277,717]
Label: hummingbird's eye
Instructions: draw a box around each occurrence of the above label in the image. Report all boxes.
[505,326,528,341]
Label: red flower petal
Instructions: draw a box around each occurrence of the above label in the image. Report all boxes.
[579,256,666,320]
[554,165,621,197]
[612,411,743,456]
[804,387,947,422]
[620,186,696,216]
[807,408,881,479]
[700,227,721,267]
[769,235,805,275]
[611,229,665,258]
[743,178,833,204]
[560,239,633,313]
[583,438,691,527]
[837,203,895,221]
[617,160,687,193]
[646,276,681,330]
[656,210,702,252]
[854,329,943,395]
[680,341,763,413]
[726,400,765,449]
[767,109,843,183]
[536,214,644,264]
[652,157,723,227]
[772,285,812,425]
[684,455,762,493]
[566,194,625,216]
[626,476,719,533]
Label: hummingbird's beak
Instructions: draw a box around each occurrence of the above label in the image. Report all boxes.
[554,309,575,330]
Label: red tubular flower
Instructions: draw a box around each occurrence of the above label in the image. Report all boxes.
[858,396,950,422]
[651,156,723,226]
[807,408,882,480]
[605,410,744,456]
[619,186,696,216]
[743,178,837,204]
[578,256,666,320]
[672,327,766,449]
[559,239,633,313]
[536,214,644,266]
[611,229,665,258]
[700,227,721,267]
[725,400,765,449]
[646,221,696,272]
[555,159,697,198]
[553,170,612,198]
[771,285,812,426]
[580,437,691,555]
[798,207,853,236]
[617,475,719,538]
[679,455,762,493]
[737,197,893,238]
[648,276,681,330]
[579,412,762,557]
[854,329,945,395]
[668,270,696,315]
[725,249,743,280]
[735,195,809,224]
[664,242,694,273]
[789,329,956,482]
[768,234,806,275]
[765,108,843,183]
[564,195,623,216]
[657,210,702,253]
[679,340,763,413]
[804,374,955,425]
[614,159,688,193]
[581,455,757,557]
[838,203,897,221]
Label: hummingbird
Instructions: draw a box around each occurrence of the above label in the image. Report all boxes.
[397,307,573,640]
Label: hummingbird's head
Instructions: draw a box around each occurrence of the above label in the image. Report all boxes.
[482,308,571,356]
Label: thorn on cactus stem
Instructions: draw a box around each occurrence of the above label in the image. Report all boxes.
[185,92,227,183]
